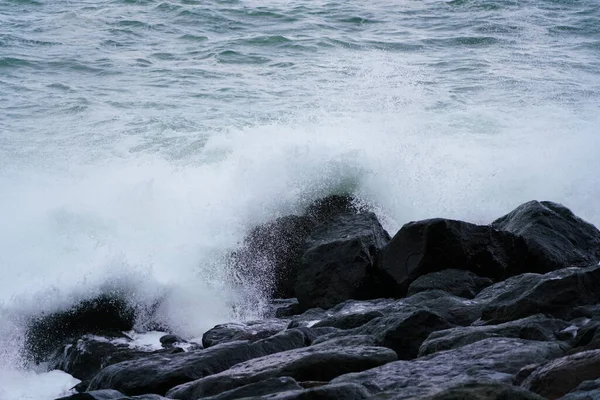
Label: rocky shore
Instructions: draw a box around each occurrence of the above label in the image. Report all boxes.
[30,196,600,399]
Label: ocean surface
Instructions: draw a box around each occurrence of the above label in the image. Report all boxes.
[1,0,599,398]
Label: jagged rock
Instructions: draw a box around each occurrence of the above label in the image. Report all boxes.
[403,290,482,326]
[231,195,359,299]
[199,377,303,400]
[331,337,566,399]
[559,378,600,400]
[55,389,168,399]
[379,218,528,296]
[26,294,137,362]
[295,212,391,310]
[419,315,571,357]
[202,319,289,348]
[412,382,546,400]
[49,333,180,381]
[166,342,397,399]
[492,200,600,272]
[407,269,492,299]
[480,265,600,323]
[521,349,600,399]
[88,328,313,396]
[244,383,371,399]
[269,299,301,318]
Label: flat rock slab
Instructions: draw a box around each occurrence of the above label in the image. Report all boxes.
[410,382,546,400]
[166,342,397,399]
[88,329,311,396]
[55,389,168,400]
[480,265,600,323]
[199,377,303,400]
[331,337,566,399]
[202,319,290,348]
[239,383,371,400]
[419,314,571,357]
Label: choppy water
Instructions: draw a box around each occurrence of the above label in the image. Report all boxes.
[1,0,599,398]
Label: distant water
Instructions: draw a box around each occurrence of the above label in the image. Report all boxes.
[1,0,599,398]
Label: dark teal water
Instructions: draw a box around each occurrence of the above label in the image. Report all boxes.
[1,1,599,397]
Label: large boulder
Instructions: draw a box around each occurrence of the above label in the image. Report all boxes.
[407,269,492,299]
[88,328,313,396]
[479,265,600,323]
[419,314,571,357]
[231,195,359,299]
[166,341,397,399]
[295,212,391,310]
[492,201,600,272]
[379,218,528,296]
[26,294,137,363]
[331,337,566,398]
[521,349,600,399]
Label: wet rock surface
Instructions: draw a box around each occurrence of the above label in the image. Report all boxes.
[407,268,493,298]
[41,200,600,400]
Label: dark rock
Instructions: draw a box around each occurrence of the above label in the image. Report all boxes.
[419,314,571,357]
[246,383,371,399]
[413,382,546,400]
[407,269,492,299]
[166,342,397,399]
[492,200,600,272]
[521,349,600,399]
[88,328,312,396]
[559,378,600,400]
[202,319,289,348]
[160,335,186,348]
[569,304,600,319]
[55,389,169,399]
[403,290,482,326]
[269,299,301,318]
[379,218,528,296]
[572,320,600,352]
[199,377,303,400]
[49,333,177,381]
[352,308,454,359]
[295,212,391,310]
[331,337,566,399]
[480,265,600,323]
[26,294,137,362]
[231,195,359,299]
[312,310,385,330]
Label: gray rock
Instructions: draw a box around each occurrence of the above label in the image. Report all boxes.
[202,319,290,348]
[88,328,312,396]
[492,200,600,272]
[480,265,600,323]
[559,378,600,400]
[166,342,397,399]
[407,269,492,299]
[412,382,546,400]
[241,383,371,399]
[55,389,169,400]
[295,212,391,310]
[419,314,571,357]
[521,349,600,399]
[331,337,566,398]
[199,377,303,400]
